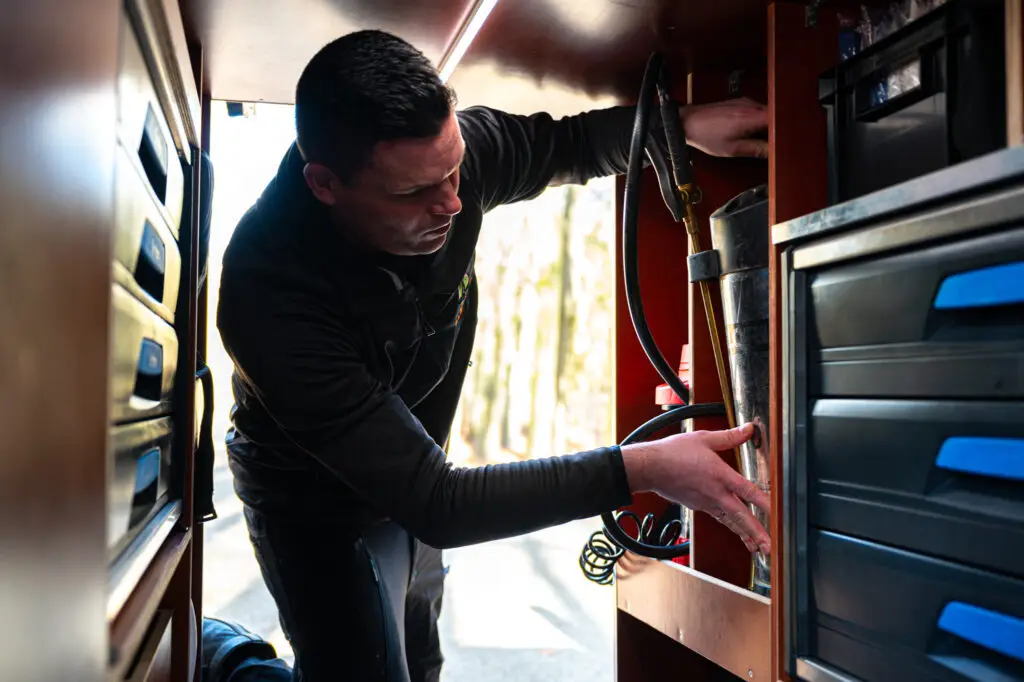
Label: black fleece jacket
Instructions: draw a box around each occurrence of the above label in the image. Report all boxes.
[217,104,671,548]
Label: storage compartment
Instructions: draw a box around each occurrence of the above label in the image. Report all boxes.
[808,531,1024,682]
[124,609,173,682]
[820,0,1005,204]
[808,398,1024,578]
[807,225,1024,399]
[116,12,185,236]
[109,284,179,424]
[113,142,182,324]
[108,417,174,562]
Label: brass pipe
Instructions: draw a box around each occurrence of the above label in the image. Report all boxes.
[680,188,740,469]
[680,185,755,591]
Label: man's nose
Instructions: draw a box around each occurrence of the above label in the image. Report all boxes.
[431,185,462,217]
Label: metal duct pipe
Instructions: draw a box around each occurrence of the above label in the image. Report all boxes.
[709,184,772,597]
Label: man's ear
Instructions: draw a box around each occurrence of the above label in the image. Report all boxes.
[302,163,338,206]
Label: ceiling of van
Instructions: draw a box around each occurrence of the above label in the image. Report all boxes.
[181,0,769,116]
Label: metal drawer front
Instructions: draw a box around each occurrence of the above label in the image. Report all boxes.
[113,141,181,324]
[109,284,179,424]
[809,531,1024,682]
[808,398,1024,578]
[116,12,185,237]
[807,227,1024,400]
[107,417,173,562]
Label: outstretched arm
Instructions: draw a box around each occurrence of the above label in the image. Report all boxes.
[457,98,768,212]
[218,274,771,552]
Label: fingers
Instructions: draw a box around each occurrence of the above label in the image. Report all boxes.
[718,495,772,554]
[701,422,755,451]
[716,511,758,553]
[728,474,771,516]
[730,138,769,159]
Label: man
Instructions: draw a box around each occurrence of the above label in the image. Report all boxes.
[217,29,771,682]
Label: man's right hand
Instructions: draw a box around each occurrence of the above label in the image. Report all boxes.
[621,423,771,555]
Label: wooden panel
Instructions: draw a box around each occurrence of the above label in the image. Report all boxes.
[124,609,174,682]
[1009,0,1024,146]
[617,610,740,682]
[0,3,119,681]
[767,3,837,680]
[685,66,768,588]
[617,555,771,681]
[179,0,478,103]
[109,529,191,680]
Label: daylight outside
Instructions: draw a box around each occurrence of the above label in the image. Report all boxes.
[200,101,621,681]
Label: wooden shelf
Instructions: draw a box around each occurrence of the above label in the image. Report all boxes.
[108,526,191,681]
[616,556,771,681]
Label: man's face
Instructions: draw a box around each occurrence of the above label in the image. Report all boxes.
[303,111,465,257]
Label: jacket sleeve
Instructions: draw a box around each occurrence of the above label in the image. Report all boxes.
[457,104,680,216]
[218,273,634,549]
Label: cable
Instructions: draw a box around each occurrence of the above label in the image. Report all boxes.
[622,52,691,407]
[580,402,727,584]
[579,51,739,584]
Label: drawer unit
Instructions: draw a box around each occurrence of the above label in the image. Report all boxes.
[109,284,179,424]
[116,12,185,237]
[778,153,1024,682]
[809,398,1024,578]
[107,417,174,562]
[807,226,1024,400]
[809,531,1024,682]
[113,141,182,324]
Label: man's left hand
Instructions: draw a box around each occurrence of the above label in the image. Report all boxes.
[679,97,768,159]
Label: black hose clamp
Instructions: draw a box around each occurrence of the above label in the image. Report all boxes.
[687,250,721,283]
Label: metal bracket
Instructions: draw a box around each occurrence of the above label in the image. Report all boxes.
[687,250,721,283]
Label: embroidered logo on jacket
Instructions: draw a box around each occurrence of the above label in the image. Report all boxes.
[455,273,473,325]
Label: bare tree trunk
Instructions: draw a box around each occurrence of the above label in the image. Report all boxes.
[500,291,523,452]
[550,187,576,453]
[525,316,542,458]
[471,245,511,462]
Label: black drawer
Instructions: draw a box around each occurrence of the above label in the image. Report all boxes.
[117,13,185,237]
[808,227,1024,400]
[809,531,1024,682]
[808,399,1024,578]
[814,340,1024,400]
[107,417,173,562]
[808,226,1024,350]
[113,141,182,325]
[109,284,179,424]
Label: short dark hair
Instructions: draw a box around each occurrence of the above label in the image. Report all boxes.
[295,30,457,183]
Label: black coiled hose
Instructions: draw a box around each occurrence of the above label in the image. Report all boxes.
[621,52,691,406]
[579,52,726,584]
[580,402,727,583]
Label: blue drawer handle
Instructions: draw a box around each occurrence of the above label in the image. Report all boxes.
[134,448,161,493]
[933,261,1024,309]
[937,602,1024,663]
[936,437,1024,482]
[139,221,166,276]
[136,339,163,376]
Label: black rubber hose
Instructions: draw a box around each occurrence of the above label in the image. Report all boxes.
[599,401,726,559]
[622,52,691,406]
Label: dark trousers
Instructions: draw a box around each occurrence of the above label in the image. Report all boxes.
[240,506,445,682]
[231,281,478,682]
